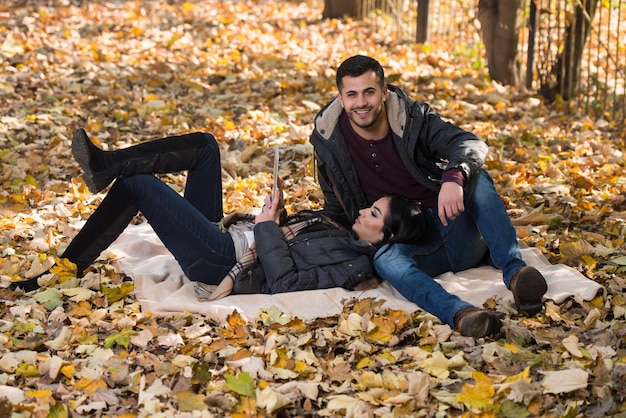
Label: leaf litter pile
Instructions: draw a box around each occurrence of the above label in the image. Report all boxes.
[1,1,625,417]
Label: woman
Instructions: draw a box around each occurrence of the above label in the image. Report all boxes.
[10,130,419,296]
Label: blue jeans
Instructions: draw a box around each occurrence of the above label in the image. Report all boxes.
[119,135,236,285]
[374,169,526,326]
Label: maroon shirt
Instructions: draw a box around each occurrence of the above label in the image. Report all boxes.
[340,112,463,209]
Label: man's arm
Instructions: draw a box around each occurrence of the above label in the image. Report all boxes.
[420,102,488,178]
[316,158,352,227]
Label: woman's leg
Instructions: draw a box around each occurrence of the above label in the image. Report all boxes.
[182,133,224,223]
[62,180,138,272]
[10,180,139,291]
[120,174,236,285]
[72,129,211,193]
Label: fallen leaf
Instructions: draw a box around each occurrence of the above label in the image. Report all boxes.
[540,369,589,394]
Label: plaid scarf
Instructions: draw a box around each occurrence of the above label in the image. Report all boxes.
[195,212,337,301]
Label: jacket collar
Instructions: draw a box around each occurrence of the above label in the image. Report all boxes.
[313,84,410,141]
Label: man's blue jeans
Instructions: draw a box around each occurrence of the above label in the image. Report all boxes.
[374,169,526,326]
[119,135,237,285]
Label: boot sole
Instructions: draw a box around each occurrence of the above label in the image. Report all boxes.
[513,267,548,316]
[459,311,503,338]
[9,276,42,292]
[72,129,108,193]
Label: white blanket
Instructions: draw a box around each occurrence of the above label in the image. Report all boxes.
[110,223,603,323]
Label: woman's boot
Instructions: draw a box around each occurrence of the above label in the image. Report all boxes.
[10,180,138,291]
[72,129,210,193]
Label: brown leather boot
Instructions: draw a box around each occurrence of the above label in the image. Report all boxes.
[454,307,504,338]
[509,266,547,316]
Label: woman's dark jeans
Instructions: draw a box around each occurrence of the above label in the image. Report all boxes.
[119,134,236,285]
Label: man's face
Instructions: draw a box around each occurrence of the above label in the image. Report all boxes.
[338,70,388,132]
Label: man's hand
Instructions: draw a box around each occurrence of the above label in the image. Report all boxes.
[438,181,464,226]
[255,185,285,224]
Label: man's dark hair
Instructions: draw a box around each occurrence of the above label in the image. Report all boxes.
[336,55,385,91]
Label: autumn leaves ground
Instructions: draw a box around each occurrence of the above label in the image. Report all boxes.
[1,0,625,416]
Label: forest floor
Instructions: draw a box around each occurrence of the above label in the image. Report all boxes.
[0,1,625,417]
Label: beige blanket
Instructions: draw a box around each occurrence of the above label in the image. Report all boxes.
[110,223,603,323]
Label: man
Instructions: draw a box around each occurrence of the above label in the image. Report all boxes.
[309,55,547,338]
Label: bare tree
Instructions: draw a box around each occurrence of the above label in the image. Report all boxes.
[478,0,521,86]
[323,0,359,18]
[539,0,599,100]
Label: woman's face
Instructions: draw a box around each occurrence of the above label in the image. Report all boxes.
[352,196,391,244]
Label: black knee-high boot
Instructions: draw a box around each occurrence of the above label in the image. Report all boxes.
[72,129,210,193]
[62,179,138,273]
[10,180,138,292]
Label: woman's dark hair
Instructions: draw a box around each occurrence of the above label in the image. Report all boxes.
[336,55,385,91]
[380,195,427,246]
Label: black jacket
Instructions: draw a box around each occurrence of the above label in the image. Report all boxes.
[232,215,377,294]
[309,85,488,226]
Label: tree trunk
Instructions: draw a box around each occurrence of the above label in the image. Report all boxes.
[478,0,521,86]
[323,0,360,18]
[540,0,599,101]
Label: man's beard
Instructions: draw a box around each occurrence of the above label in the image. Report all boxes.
[347,105,383,129]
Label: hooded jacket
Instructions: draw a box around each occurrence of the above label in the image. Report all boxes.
[309,84,488,226]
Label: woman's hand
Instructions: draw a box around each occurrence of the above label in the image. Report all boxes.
[255,184,285,224]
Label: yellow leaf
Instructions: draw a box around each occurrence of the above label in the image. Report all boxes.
[16,363,40,378]
[25,174,39,186]
[74,377,107,394]
[420,351,454,379]
[174,390,207,412]
[456,372,496,410]
[367,316,396,343]
[25,389,53,399]
[353,370,383,389]
[50,258,78,282]
[581,255,597,271]
[101,282,135,304]
[503,342,519,354]
[60,364,76,379]
[356,356,375,369]
[270,347,292,370]
[503,366,531,384]
[382,369,407,390]
[375,351,396,366]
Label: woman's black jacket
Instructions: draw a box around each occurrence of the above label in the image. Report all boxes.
[232,217,377,295]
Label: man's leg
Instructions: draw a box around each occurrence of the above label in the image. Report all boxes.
[374,243,502,338]
[459,169,547,315]
[374,242,476,327]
